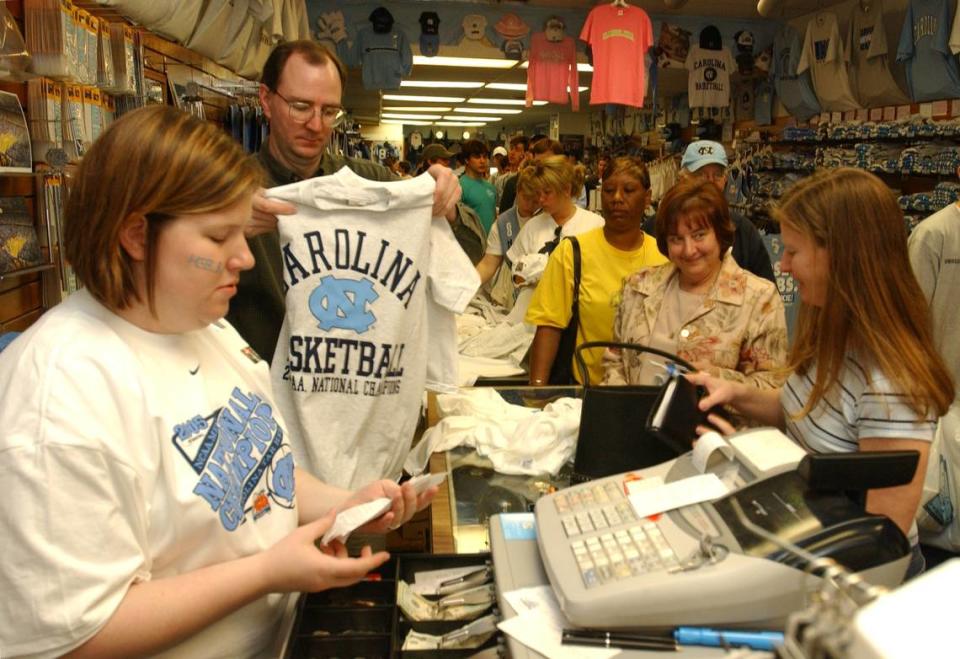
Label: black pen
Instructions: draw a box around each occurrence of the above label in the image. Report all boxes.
[561,630,678,652]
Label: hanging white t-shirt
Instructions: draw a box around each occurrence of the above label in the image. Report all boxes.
[685,45,734,109]
[268,168,479,490]
[798,12,861,111]
[506,206,605,266]
[0,289,298,659]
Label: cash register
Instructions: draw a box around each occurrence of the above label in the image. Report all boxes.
[490,427,916,654]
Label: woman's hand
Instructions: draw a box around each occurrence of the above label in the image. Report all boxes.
[685,371,741,436]
[341,479,439,534]
[261,510,391,593]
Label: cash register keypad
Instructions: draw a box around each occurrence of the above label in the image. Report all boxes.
[555,484,679,588]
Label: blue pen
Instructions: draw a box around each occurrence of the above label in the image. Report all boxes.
[675,626,785,651]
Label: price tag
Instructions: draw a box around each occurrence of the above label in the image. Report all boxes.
[870,108,883,121]
[883,106,896,121]
[896,104,912,119]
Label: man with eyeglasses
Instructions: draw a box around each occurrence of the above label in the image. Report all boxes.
[228,40,462,363]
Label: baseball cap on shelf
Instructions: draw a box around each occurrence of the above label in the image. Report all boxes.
[680,140,728,172]
[492,145,508,157]
[422,143,454,161]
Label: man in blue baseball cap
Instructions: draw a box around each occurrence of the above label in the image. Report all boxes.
[647,140,774,282]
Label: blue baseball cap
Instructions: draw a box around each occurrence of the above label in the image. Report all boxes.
[681,140,728,172]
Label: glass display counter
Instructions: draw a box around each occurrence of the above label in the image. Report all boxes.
[427,386,579,554]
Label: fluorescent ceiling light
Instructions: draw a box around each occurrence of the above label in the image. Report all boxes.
[485,83,590,93]
[383,94,466,103]
[452,107,522,114]
[381,119,431,125]
[413,55,517,69]
[434,121,486,126]
[519,61,593,72]
[382,113,443,120]
[467,97,547,106]
[400,80,484,88]
[383,106,452,112]
[443,115,501,122]
[485,82,527,91]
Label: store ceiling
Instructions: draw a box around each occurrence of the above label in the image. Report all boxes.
[340,0,837,133]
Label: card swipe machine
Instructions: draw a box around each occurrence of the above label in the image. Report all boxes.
[526,428,915,629]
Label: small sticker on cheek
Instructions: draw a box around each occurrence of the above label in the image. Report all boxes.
[187,255,224,273]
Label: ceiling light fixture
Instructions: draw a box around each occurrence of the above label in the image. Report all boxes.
[382,113,443,120]
[467,97,547,106]
[485,82,590,93]
[412,55,518,69]
[443,115,501,122]
[452,107,523,114]
[381,119,431,125]
[434,121,486,127]
[382,106,452,112]
[485,82,527,91]
[383,94,466,103]
[400,80,484,88]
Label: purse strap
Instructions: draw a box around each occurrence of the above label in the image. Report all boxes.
[574,340,697,388]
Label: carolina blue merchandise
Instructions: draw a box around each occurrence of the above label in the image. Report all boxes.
[762,234,800,341]
[772,25,821,121]
[754,79,774,126]
[896,0,960,101]
[495,206,523,267]
[349,28,413,90]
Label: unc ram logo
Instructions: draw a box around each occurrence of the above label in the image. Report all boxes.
[309,275,379,333]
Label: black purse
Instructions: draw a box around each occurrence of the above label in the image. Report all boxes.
[547,236,581,385]
[570,341,696,483]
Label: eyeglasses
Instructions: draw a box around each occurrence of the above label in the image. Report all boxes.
[271,89,346,126]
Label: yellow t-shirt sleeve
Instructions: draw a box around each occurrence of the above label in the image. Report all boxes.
[525,238,575,328]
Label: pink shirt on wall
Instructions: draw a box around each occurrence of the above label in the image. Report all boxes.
[579,4,654,107]
[526,32,580,110]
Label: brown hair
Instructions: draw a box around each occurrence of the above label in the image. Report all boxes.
[519,154,586,199]
[509,135,530,151]
[774,167,953,418]
[531,138,563,157]
[64,105,262,312]
[654,177,734,256]
[261,39,347,90]
[604,156,651,191]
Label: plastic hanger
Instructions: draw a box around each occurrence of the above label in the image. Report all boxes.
[611,0,629,7]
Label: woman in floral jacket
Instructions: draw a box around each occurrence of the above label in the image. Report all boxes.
[603,177,787,389]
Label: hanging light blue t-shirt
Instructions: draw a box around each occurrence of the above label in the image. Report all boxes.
[896,0,960,102]
[772,25,821,122]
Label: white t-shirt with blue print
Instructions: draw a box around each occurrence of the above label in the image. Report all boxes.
[0,288,298,659]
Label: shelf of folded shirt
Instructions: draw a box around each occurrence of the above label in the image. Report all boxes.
[426,386,579,555]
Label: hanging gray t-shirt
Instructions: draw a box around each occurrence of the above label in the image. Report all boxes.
[845,0,911,107]
[685,45,734,109]
[798,11,861,111]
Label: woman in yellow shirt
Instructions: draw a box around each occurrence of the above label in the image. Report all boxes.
[525,157,668,384]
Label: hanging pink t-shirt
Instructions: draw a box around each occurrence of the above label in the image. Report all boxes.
[579,4,654,107]
[526,32,580,110]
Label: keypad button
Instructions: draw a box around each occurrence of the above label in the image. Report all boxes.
[562,517,579,537]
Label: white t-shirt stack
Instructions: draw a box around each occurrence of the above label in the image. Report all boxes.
[268,168,479,490]
[0,289,298,659]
